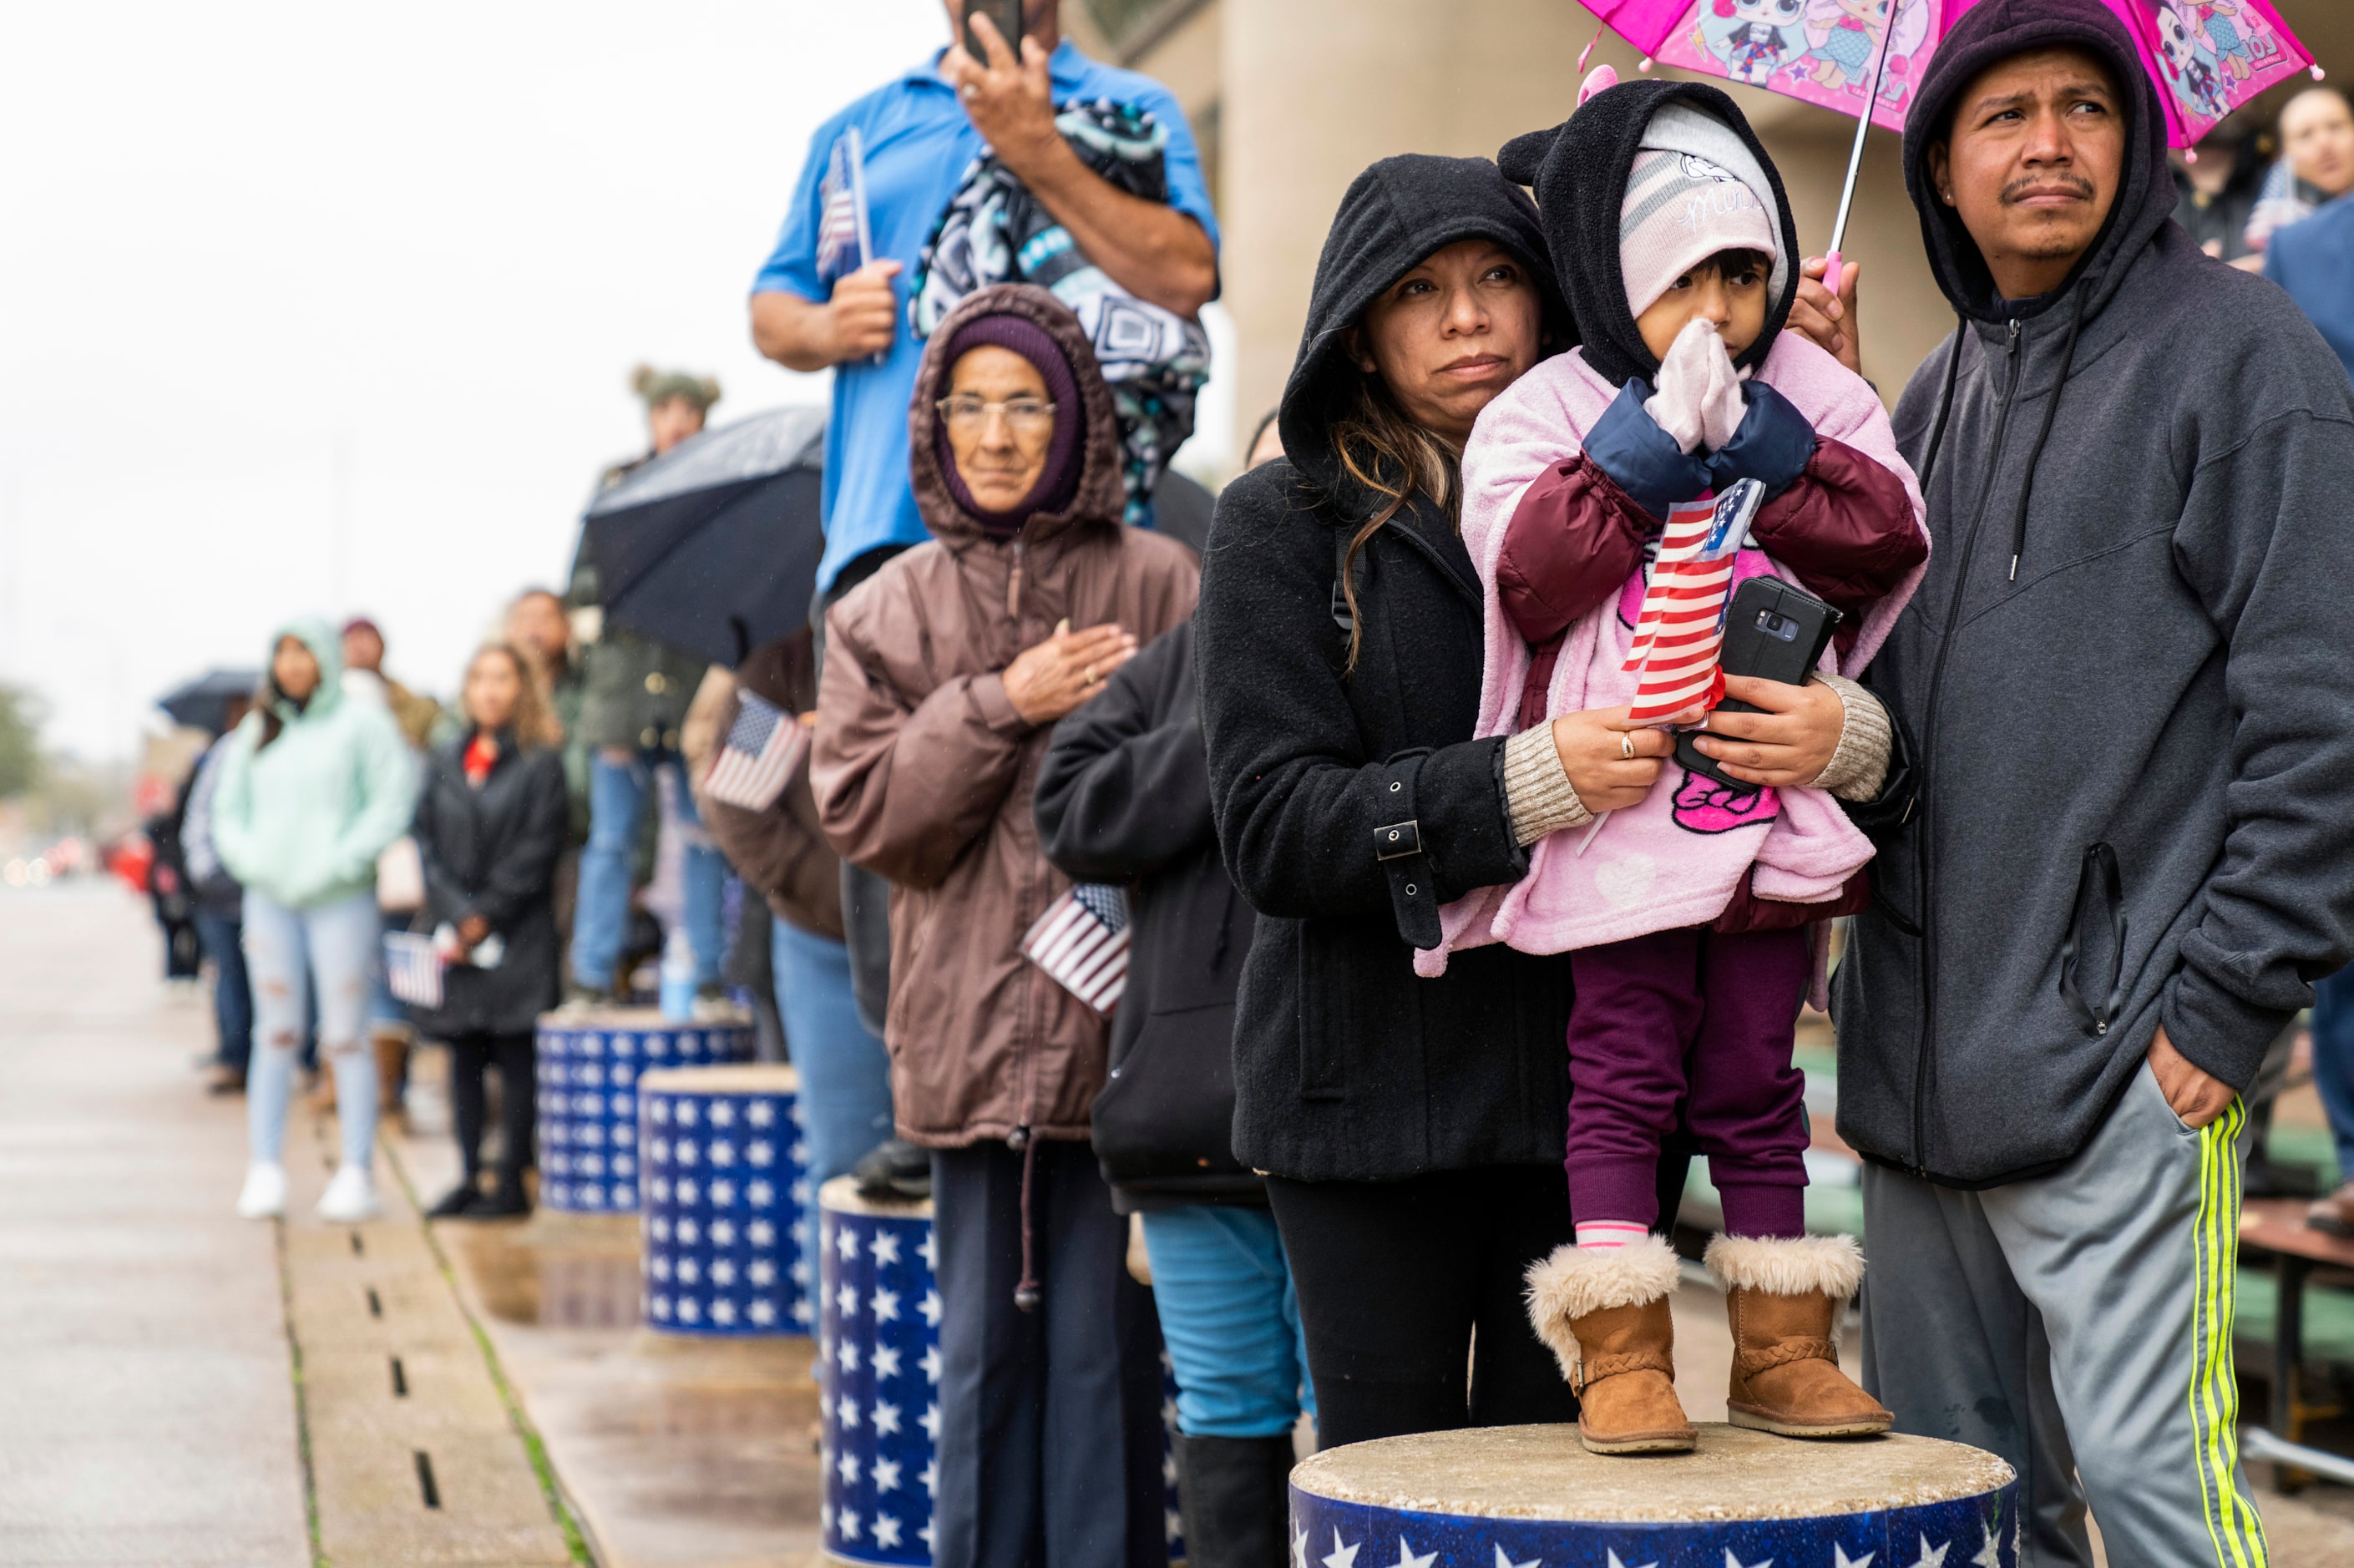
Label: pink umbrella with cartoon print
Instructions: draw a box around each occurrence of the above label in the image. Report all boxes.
[1576,0,2321,279]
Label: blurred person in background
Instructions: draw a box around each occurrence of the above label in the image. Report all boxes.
[563,369,724,1009]
[812,284,1197,1568]
[1032,410,1304,1568]
[2244,83,2354,254]
[339,616,443,748]
[2169,121,2267,262]
[180,693,256,1094]
[337,614,437,1123]
[2263,85,2354,382]
[213,620,418,1223]
[508,585,592,955]
[413,645,569,1220]
[695,630,894,1189]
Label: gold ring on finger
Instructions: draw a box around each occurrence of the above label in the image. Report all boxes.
[1620,732,1636,761]
[1084,665,1095,684]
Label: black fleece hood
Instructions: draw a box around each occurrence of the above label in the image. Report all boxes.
[1278,154,1572,500]
[1500,80,1800,389]
[1903,0,2175,323]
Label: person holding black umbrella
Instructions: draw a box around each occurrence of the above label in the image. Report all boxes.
[562,367,724,1009]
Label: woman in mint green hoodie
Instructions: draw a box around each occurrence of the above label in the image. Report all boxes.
[213,619,419,1222]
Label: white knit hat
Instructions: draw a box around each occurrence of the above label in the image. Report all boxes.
[1619,146,1779,319]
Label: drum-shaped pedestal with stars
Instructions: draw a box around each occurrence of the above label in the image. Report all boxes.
[637,1065,810,1335]
[818,1176,940,1567]
[534,1008,754,1213]
[1288,1424,2019,1568]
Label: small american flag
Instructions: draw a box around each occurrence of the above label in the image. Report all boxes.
[384,931,443,1010]
[705,689,808,812]
[1621,479,1764,724]
[814,124,873,288]
[1022,883,1130,1014]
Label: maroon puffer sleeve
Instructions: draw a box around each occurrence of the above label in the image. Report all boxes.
[1496,454,1653,645]
[1747,437,1927,626]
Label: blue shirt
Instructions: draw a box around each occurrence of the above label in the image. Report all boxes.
[754,41,1220,595]
[2266,191,2354,386]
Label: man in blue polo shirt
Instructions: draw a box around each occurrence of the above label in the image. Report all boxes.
[748,9,1215,1568]
[751,1,1218,603]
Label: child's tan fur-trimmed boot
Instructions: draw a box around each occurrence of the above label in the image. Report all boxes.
[1525,1233,1697,1454]
[1704,1233,1892,1439]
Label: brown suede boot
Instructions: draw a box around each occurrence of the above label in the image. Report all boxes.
[1704,1234,1892,1439]
[1525,1234,1696,1454]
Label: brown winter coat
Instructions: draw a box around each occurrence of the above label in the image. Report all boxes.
[692,631,844,941]
[811,285,1198,1149]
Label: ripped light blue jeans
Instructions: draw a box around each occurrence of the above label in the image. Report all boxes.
[243,889,379,1173]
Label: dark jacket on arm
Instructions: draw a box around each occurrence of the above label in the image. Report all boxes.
[1197,154,1581,1183]
[411,734,569,1038]
[1830,0,2354,1186]
[1035,620,1261,1210]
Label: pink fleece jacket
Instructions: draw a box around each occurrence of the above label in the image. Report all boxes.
[1413,332,1928,980]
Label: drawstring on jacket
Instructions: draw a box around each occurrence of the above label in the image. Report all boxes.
[1010,1125,1042,1312]
[1916,275,2101,583]
[2004,281,2096,581]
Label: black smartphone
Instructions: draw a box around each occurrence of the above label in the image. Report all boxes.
[1673,575,1842,789]
[964,0,1023,62]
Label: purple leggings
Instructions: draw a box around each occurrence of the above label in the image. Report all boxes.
[1566,925,1810,1239]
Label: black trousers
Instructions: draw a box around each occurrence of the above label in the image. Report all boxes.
[931,1141,1167,1568]
[1268,1161,1678,1449]
[449,1031,535,1191]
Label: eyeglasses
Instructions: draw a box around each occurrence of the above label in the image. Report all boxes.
[937,395,1057,438]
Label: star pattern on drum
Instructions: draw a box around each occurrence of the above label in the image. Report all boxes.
[1495,1546,1539,1568]
[536,1021,754,1211]
[1971,1520,2002,1567]
[1606,1550,1656,1568]
[818,1197,941,1567]
[1395,1539,1437,1568]
[1835,1547,1876,1567]
[639,1082,808,1335]
[1909,1535,1950,1567]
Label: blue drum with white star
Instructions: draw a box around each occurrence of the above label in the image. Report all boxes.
[637,1065,810,1336]
[534,1008,753,1213]
[1289,1424,2017,1568]
[818,1176,939,1566]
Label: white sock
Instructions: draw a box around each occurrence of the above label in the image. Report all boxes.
[1575,1221,1651,1251]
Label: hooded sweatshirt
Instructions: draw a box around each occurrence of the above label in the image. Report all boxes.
[1197,155,1587,1181]
[811,285,1197,1149]
[1831,0,2354,1186]
[211,618,421,911]
[1415,84,1927,977]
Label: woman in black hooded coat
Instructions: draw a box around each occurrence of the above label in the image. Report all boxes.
[1195,148,1892,1447]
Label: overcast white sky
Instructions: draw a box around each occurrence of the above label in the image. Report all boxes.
[1,2,966,761]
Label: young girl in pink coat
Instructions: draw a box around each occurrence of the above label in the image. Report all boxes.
[1455,78,1928,1454]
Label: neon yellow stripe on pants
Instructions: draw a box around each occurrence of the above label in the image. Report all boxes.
[2189,1096,2266,1568]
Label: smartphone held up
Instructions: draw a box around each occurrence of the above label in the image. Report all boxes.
[963,0,1024,62]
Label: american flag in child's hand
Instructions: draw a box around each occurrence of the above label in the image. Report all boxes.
[383,931,443,1010]
[1621,478,1763,724]
[1022,883,1130,1014]
[814,125,873,287]
[704,690,809,812]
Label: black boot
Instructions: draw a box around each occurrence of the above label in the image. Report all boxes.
[1174,1433,1294,1568]
[427,1178,483,1219]
[473,1168,531,1219]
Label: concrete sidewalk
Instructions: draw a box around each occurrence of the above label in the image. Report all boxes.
[0,884,309,1565]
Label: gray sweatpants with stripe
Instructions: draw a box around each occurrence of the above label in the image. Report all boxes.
[1858,1061,2269,1568]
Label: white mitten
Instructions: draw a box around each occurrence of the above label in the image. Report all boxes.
[1643,316,1747,456]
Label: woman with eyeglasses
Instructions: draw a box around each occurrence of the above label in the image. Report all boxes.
[811,282,1199,1568]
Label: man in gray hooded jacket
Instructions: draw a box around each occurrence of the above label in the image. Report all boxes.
[1805,1,2354,1561]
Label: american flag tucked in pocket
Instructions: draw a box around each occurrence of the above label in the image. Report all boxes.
[704,690,809,812]
[1021,883,1131,1014]
[383,931,443,1010]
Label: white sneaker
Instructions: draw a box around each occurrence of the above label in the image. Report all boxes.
[316,1165,382,1223]
[236,1162,288,1220]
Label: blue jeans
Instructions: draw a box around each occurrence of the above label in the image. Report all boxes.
[1139,1206,1315,1439]
[2311,966,2354,1182]
[570,750,724,991]
[770,918,894,1189]
[243,889,379,1172]
[192,906,251,1073]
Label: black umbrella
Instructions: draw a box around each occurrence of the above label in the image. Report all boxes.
[584,405,828,668]
[157,669,264,735]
